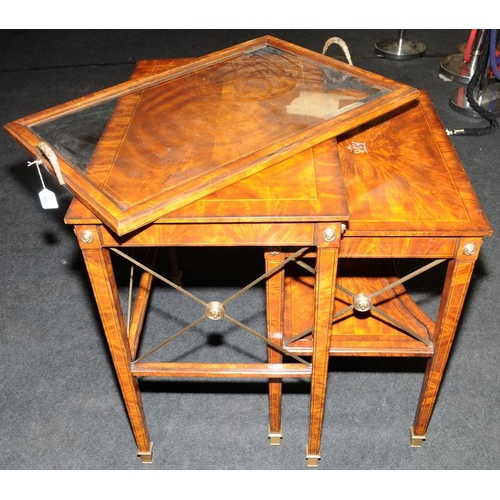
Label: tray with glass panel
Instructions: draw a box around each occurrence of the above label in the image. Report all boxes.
[5,35,419,235]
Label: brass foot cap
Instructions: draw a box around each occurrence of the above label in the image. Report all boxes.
[268,425,282,446]
[410,426,426,447]
[306,455,320,467]
[269,435,282,446]
[138,442,154,464]
[306,446,321,467]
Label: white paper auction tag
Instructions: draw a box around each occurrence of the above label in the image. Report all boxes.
[28,159,59,210]
[38,188,59,209]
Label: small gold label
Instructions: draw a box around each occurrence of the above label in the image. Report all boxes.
[347,142,368,154]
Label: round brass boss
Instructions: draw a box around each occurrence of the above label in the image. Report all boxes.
[462,243,477,256]
[205,301,225,321]
[80,230,94,244]
[353,293,373,312]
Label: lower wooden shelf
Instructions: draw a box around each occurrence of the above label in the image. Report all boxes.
[283,258,435,358]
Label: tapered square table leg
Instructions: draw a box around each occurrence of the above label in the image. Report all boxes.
[411,238,484,444]
[266,249,286,445]
[306,227,340,466]
[77,226,153,462]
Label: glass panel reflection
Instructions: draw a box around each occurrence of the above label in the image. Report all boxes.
[32,99,117,171]
[30,45,388,209]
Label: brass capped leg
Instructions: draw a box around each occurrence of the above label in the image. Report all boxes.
[268,425,282,446]
[410,426,426,447]
[138,442,154,464]
[306,447,320,467]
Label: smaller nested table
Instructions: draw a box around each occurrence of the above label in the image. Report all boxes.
[63,130,348,464]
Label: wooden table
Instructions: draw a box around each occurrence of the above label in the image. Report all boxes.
[62,57,355,465]
[63,90,492,466]
[5,43,491,466]
[64,138,347,465]
[279,92,492,464]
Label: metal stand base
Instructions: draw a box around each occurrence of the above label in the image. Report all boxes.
[375,38,426,60]
[449,82,500,118]
[440,53,477,84]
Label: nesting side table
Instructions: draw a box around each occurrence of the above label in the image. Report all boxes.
[64,91,492,465]
[6,38,490,466]
[279,93,492,464]
[61,55,351,464]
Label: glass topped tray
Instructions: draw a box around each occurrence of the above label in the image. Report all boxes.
[5,35,419,235]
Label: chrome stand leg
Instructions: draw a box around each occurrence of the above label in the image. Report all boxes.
[449,31,500,118]
[375,30,426,60]
[440,30,486,84]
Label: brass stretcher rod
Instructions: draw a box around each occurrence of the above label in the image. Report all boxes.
[111,247,312,367]
[284,258,447,346]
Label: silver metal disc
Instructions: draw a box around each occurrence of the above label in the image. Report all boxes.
[440,53,477,84]
[375,38,426,60]
[449,83,500,118]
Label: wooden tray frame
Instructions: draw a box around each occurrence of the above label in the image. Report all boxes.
[5,36,419,235]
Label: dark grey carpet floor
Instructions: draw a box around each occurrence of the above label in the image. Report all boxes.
[1,30,499,477]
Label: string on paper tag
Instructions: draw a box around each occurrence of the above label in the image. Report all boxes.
[28,159,59,209]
